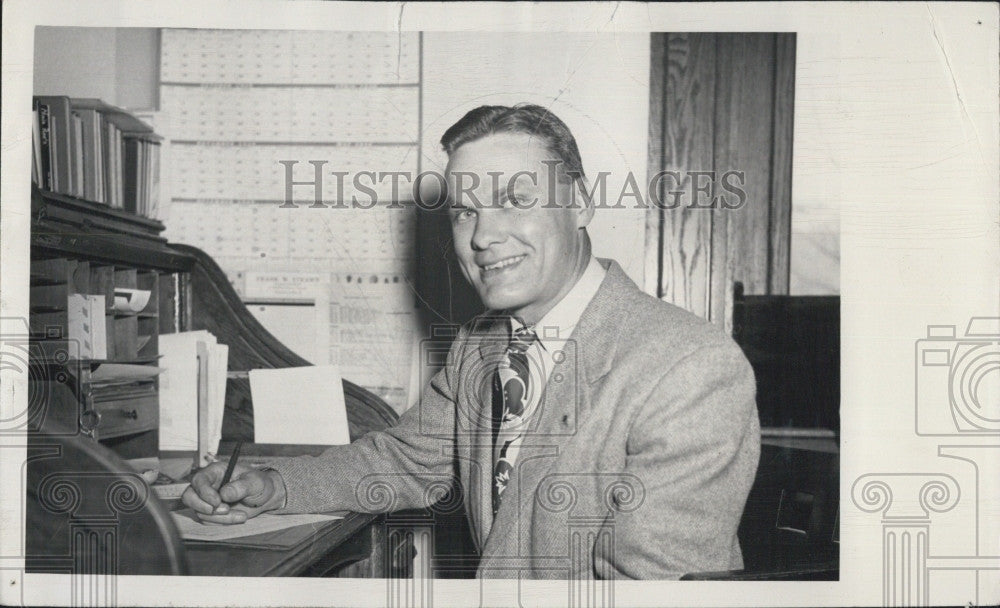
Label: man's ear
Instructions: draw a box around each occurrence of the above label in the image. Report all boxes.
[571,177,596,228]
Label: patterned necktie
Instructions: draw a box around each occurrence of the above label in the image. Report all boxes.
[492,325,539,516]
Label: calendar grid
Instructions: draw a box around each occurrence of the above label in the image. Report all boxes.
[159,29,424,412]
[169,140,419,146]
[160,82,420,89]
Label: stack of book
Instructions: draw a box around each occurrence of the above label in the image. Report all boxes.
[31,96,161,218]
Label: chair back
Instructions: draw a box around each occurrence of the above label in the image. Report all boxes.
[26,430,188,575]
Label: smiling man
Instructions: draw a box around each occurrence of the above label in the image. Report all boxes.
[183,104,760,579]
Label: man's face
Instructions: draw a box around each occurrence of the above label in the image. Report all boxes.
[445,132,594,324]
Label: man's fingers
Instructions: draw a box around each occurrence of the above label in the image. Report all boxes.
[219,470,268,505]
[181,484,217,515]
[189,465,224,509]
[195,508,250,525]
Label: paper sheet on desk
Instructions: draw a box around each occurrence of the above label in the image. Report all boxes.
[249,365,350,445]
[171,509,341,544]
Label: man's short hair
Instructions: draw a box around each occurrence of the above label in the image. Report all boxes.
[440,104,586,183]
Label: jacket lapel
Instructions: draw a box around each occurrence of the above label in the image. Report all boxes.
[479,259,633,561]
[467,316,508,548]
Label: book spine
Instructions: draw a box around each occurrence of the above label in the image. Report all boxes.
[48,98,71,195]
[149,142,161,220]
[140,141,148,216]
[116,128,124,209]
[79,110,99,203]
[123,137,138,214]
[75,113,86,198]
[71,112,87,200]
[37,103,53,191]
[31,109,39,186]
[94,113,106,203]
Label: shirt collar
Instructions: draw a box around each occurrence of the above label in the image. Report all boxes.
[510,256,606,351]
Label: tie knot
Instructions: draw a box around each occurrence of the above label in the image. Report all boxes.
[508,326,538,354]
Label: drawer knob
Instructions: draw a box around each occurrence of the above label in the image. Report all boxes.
[123,409,139,420]
[80,409,102,432]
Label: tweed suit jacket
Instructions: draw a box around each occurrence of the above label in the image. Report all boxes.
[270,258,760,579]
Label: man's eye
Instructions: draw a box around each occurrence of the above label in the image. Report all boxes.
[503,194,524,209]
[453,208,476,222]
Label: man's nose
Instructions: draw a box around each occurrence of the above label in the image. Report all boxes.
[470,209,506,251]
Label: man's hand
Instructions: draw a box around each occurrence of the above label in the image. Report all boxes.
[181,462,286,524]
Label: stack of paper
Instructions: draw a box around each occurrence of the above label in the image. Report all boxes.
[159,330,228,467]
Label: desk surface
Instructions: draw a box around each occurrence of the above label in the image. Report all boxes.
[183,511,379,577]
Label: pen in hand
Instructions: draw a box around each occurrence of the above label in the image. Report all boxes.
[215,441,243,514]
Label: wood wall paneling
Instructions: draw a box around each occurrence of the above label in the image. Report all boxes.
[656,33,718,319]
[769,34,796,295]
[644,34,667,297]
[650,33,795,328]
[715,33,778,299]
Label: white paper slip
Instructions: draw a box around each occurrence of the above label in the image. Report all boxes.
[195,340,229,467]
[202,342,229,465]
[170,510,341,542]
[249,365,350,445]
[67,294,107,359]
[113,288,151,313]
[88,296,107,359]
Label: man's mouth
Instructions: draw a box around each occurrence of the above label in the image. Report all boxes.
[479,254,526,276]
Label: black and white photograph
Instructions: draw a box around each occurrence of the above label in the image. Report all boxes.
[1,2,997,607]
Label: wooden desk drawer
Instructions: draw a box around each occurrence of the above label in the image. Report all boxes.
[93,394,158,439]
